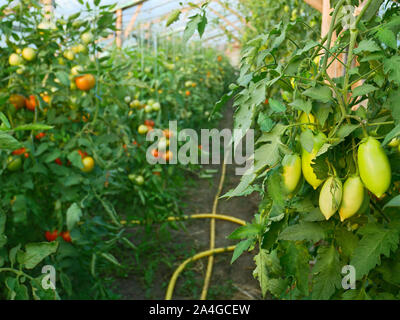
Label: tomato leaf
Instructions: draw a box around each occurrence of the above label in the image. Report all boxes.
[66,203,82,231]
[382,124,400,146]
[19,242,59,270]
[302,86,332,103]
[278,222,326,242]
[231,238,253,264]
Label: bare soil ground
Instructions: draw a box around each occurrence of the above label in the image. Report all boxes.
[115,103,261,300]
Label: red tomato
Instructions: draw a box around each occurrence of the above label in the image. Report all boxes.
[144,120,155,127]
[77,149,88,159]
[24,152,29,158]
[60,231,72,243]
[12,147,27,155]
[151,149,159,158]
[35,132,46,140]
[55,158,62,166]
[45,230,59,242]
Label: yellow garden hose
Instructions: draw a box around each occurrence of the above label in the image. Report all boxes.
[165,245,236,300]
[201,161,227,300]
[125,213,245,227]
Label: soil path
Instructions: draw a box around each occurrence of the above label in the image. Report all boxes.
[116,103,261,300]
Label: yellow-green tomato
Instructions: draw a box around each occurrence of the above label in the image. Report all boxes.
[22,47,36,61]
[339,176,364,222]
[138,125,148,135]
[282,154,302,194]
[319,176,343,220]
[302,132,326,189]
[388,137,400,148]
[9,53,23,66]
[299,112,316,131]
[358,136,391,198]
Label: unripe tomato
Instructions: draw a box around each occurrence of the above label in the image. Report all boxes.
[157,137,169,151]
[282,154,302,194]
[25,95,37,111]
[63,50,75,61]
[301,132,326,189]
[75,74,96,91]
[319,176,343,220]
[9,94,26,109]
[358,137,391,198]
[299,112,316,131]
[135,175,144,185]
[7,156,22,171]
[81,156,95,173]
[124,96,131,104]
[138,125,148,135]
[81,31,94,44]
[9,53,23,66]
[22,47,36,61]
[71,65,84,76]
[152,102,161,111]
[388,137,400,148]
[144,105,153,113]
[339,176,364,222]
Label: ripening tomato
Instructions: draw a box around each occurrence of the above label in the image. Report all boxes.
[339,175,365,222]
[60,231,72,242]
[302,132,326,189]
[75,74,96,91]
[163,150,173,162]
[81,156,95,173]
[163,129,172,139]
[45,230,58,242]
[282,154,302,194]
[185,90,191,96]
[319,176,343,220]
[9,94,26,109]
[358,137,391,198]
[25,95,37,111]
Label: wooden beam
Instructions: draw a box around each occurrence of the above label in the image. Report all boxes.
[124,3,143,38]
[214,0,256,31]
[116,9,123,47]
[208,7,241,33]
[303,0,323,12]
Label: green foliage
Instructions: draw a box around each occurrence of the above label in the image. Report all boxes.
[225,0,400,300]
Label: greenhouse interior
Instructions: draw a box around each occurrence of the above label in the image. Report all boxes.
[0,0,400,305]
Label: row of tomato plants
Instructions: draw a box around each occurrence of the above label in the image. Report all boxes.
[0,0,235,299]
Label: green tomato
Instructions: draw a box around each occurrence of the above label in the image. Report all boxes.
[339,175,364,222]
[135,175,144,185]
[319,176,343,220]
[81,31,94,44]
[358,136,391,198]
[388,137,400,148]
[7,156,22,171]
[282,154,302,194]
[301,132,326,190]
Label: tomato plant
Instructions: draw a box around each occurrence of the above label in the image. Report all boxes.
[222,0,400,300]
[0,0,234,299]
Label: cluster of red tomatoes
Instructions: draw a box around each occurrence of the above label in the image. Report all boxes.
[45,230,72,243]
